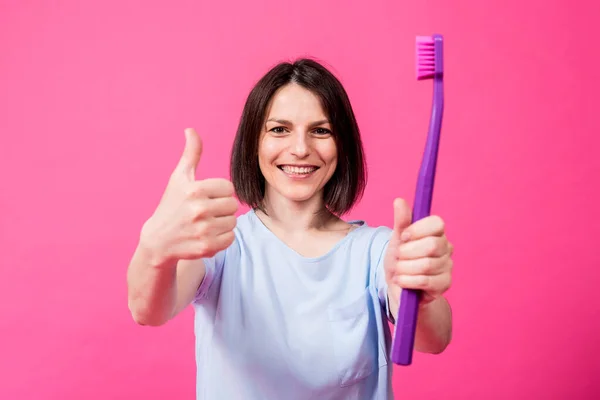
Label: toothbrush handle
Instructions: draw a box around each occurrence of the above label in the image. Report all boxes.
[391,77,444,366]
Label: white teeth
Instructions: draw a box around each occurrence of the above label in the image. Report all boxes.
[281,166,317,175]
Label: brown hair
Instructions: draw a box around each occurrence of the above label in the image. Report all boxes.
[230,58,367,216]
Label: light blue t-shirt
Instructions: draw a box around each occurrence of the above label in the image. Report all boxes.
[192,209,395,400]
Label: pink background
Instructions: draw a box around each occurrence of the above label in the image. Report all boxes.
[1,1,599,399]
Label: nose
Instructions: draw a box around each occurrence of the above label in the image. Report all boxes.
[290,131,309,158]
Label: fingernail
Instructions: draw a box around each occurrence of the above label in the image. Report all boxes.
[400,231,410,242]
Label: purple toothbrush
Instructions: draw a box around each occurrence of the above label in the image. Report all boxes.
[391,34,445,366]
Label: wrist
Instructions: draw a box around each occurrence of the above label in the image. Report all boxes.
[418,294,446,313]
[138,223,176,270]
[419,297,433,311]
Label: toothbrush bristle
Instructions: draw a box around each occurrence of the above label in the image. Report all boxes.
[416,35,441,80]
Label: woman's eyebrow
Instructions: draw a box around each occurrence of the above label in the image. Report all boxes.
[266,118,330,127]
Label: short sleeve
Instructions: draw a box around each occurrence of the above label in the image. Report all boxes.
[193,232,240,302]
[193,253,224,302]
[193,231,242,303]
[371,227,396,324]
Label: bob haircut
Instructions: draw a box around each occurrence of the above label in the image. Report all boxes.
[230,58,367,216]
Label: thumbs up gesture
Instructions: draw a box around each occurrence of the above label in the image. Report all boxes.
[383,198,454,305]
[140,128,238,266]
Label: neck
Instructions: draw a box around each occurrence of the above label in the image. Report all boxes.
[258,189,334,232]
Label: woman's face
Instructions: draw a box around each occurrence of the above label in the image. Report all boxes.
[258,83,338,206]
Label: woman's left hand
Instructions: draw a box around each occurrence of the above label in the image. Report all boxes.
[383,198,454,305]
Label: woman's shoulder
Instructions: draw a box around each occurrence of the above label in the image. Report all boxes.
[329,218,393,264]
[348,219,393,242]
[231,208,262,237]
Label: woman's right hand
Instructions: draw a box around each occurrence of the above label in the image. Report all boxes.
[139,128,238,268]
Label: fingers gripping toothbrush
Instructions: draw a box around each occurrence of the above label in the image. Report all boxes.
[391,34,445,366]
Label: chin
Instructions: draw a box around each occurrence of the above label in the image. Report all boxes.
[262,169,332,205]
[278,186,321,203]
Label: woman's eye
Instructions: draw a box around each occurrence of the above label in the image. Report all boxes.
[314,128,332,135]
[270,127,286,134]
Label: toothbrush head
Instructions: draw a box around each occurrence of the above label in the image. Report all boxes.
[416,34,443,80]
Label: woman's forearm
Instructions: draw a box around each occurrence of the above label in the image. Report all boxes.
[414,296,452,354]
[388,291,452,354]
[126,242,178,326]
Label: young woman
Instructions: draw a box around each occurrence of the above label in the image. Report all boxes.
[127,58,453,400]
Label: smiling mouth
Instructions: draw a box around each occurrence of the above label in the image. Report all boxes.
[278,165,319,175]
